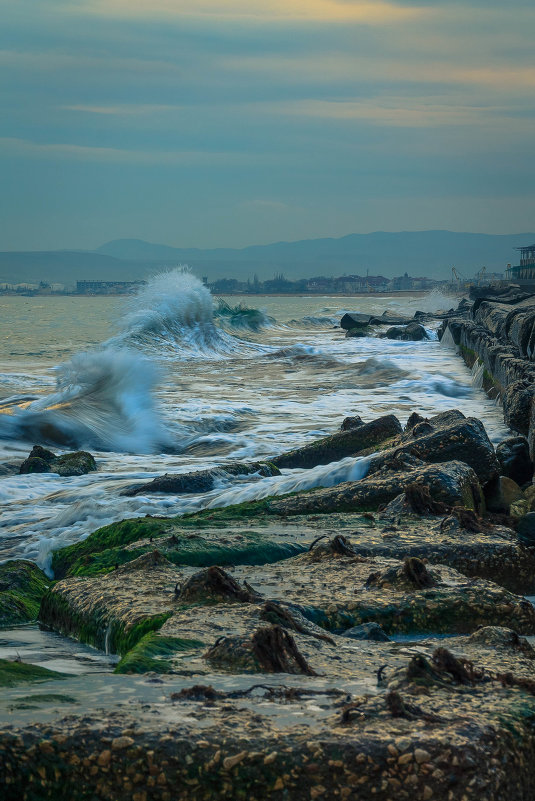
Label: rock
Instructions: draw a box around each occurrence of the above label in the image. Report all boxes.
[404,412,426,431]
[341,623,390,642]
[271,414,402,470]
[19,445,96,477]
[484,476,524,513]
[467,626,535,655]
[0,560,50,626]
[503,381,534,437]
[340,313,373,330]
[516,512,535,546]
[111,736,134,750]
[54,452,97,477]
[122,461,280,497]
[345,327,370,338]
[496,437,533,486]
[367,415,499,486]
[177,566,262,604]
[340,415,365,431]
[269,460,483,516]
[384,322,429,341]
[204,625,317,675]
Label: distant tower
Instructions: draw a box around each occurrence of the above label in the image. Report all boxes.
[202,276,208,285]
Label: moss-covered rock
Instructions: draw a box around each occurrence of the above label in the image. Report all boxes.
[51,513,305,578]
[40,553,176,655]
[0,560,50,626]
[114,631,203,674]
[0,659,65,687]
[19,445,96,477]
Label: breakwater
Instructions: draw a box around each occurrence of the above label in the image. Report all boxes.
[441,290,535,457]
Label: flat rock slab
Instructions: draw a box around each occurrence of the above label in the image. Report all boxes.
[41,548,535,671]
[52,508,535,595]
[2,632,535,800]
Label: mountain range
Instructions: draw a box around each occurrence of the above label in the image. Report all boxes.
[1,230,533,286]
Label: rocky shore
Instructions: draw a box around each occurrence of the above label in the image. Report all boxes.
[3,299,535,799]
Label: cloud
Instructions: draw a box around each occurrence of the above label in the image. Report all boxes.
[73,0,425,24]
[0,137,279,166]
[264,97,531,129]
[62,104,179,115]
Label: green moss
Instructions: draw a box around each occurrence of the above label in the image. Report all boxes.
[66,536,305,578]
[0,560,51,626]
[459,344,478,368]
[0,659,65,687]
[10,693,78,709]
[114,632,203,674]
[39,590,172,656]
[51,518,173,578]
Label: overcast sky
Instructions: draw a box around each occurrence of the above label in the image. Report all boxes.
[1,0,534,251]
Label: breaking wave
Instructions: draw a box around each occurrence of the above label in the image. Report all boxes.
[0,348,172,453]
[107,268,271,358]
[214,300,275,332]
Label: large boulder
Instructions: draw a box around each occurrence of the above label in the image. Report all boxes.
[271,414,402,470]
[122,461,280,497]
[340,312,373,330]
[384,322,429,341]
[0,560,50,626]
[19,445,96,477]
[484,476,524,513]
[496,436,533,486]
[269,460,483,516]
[503,381,535,436]
[367,414,499,486]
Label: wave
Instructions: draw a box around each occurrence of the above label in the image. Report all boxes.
[0,348,172,453]
[214,300,275,332]
[264,344,345,369]
[353,357,409,386]
[385,288,461,316]
[108,268,270,358]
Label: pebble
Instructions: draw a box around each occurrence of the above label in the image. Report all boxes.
[97,750,111,767]
[223,751,247,770]
[414,749,431,764]
[111,736,135,751]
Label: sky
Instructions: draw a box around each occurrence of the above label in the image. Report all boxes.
[1,0,534,251]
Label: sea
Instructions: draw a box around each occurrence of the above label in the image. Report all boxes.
[0,269,508,576]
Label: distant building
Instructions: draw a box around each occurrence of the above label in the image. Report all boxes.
[76,280,146,295]
[505,245,535,284]
[389,272,413,291]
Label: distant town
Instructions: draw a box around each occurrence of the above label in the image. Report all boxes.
[0,269,506,297]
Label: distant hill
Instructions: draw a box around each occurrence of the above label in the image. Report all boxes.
[2,230,534,285]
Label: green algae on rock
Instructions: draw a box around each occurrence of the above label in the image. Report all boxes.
[40,552,176,655]
[0,659,65,688]
[0,560,50,626]
[19,445,97,477]
[114,631,203,674]
[51,515,306,579]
